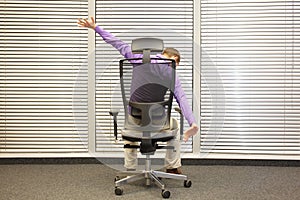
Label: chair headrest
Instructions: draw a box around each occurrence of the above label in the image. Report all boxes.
[131,38,164,54]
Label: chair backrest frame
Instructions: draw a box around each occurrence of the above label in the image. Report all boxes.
[119,57,176,132]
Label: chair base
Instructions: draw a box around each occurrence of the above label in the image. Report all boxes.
[115,169,188,188]
[114,166,192,198]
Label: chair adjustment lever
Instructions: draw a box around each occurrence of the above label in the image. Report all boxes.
[124,144,140,149]
[156,145,175,150]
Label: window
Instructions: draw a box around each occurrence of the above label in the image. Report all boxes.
[0,0,89,154]
[200,0,300,159]
[95,0,195,154]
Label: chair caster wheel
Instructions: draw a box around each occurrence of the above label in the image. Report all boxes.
[161,190,171,199]
[114,176,120,182]
[184,179,192,188]
[115,187,123,196]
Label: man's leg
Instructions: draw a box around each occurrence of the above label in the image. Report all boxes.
[124,140,138,170]
[164,118,182,172]
[123,115,141,170]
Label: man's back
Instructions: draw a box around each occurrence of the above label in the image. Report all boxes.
[129,61,174,103]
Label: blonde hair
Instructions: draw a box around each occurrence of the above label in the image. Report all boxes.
[162,47,181,64]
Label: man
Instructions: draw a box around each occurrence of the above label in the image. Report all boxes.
[78,17,199,174]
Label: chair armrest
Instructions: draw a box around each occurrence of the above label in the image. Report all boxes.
[109,109,119,140]
[174,107,184,140]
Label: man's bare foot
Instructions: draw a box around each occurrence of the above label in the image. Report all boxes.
[183,123,199,142]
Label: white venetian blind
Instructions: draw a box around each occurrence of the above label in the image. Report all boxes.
[0,0,89,154]
[200,0,300,157]
[95,0,194,153]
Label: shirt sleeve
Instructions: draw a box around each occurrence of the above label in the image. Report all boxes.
[94,26,139,59]
[173,75,196,126]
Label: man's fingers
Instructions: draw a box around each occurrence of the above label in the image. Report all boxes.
[77,19,86,25]
[182,134,188,142]
[77,17,95,29]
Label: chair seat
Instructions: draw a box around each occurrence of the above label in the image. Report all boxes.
[121,127,178,142]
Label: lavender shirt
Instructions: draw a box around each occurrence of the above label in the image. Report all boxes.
[95,26,196,126]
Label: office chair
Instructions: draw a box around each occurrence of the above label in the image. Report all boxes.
[110,38,192,199]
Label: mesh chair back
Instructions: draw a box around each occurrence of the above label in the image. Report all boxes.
[119,58,176,132]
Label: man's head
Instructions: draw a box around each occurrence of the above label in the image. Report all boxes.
[162,47,181,66]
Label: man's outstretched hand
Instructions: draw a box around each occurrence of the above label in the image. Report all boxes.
[183,123,199,142]
[77,16,96,29]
